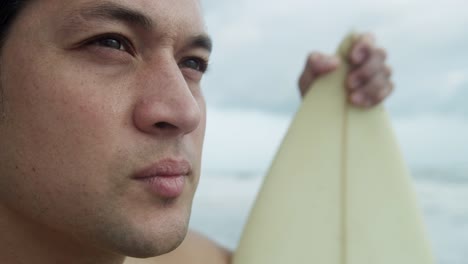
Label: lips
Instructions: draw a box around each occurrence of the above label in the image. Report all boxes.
[133,159,191,198]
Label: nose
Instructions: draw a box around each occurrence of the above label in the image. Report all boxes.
[132,60,202,137]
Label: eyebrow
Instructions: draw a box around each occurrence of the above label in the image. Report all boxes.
[188,35,213,53]
[73,1,154,30]
[62,1,213,53]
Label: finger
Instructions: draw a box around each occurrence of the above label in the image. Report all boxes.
[349,33,376,65]
[298,52,340,97]
[383,64,392,78]
[365,81,394,107]
[347,47,387,91]
[349,72,394,107]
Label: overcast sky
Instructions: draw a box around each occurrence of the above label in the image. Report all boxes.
[199,0,468,173]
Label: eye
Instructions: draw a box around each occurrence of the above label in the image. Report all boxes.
[88,34,134,54]
[96,38,125,50]
[180,57,209,73]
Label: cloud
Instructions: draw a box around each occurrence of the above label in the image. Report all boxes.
[201,0,468,117]
[443,69,468,99]
[202,107,468,174]
[199,1,468,171]
[394,114,468,168]
[202,107,290,172]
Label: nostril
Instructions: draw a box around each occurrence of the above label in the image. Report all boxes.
[154,122,177,130]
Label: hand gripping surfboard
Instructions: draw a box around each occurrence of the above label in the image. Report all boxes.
[232,34,434,264]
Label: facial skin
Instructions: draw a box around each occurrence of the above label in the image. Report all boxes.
[0,0,210,262]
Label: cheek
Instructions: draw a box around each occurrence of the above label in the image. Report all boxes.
[0,63,136,240]
[0,47,129,207]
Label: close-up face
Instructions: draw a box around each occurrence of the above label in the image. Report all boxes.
[0,0,210,258]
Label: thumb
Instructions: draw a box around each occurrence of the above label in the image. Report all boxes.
[298,52,340,97]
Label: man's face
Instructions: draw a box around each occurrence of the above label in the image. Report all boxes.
[0,0,209,258]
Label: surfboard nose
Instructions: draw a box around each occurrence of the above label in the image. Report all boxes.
[232,34,434,264]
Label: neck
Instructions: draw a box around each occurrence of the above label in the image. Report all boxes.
[0,204,125,264]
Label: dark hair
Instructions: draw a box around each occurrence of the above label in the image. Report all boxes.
[0,1,31,112]
[0,0,31,49]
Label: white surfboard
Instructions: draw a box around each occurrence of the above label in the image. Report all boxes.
[232,34,434,264]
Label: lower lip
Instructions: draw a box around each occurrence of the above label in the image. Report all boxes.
[137,175,186,198]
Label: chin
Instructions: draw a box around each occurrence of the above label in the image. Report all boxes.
[124,225,188,259]
[87,200,192,259]
[104,218,189,259]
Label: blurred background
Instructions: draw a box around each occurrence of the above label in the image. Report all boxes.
[190,1,468,263]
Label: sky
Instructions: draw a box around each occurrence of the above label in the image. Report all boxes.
[199,0,468,173]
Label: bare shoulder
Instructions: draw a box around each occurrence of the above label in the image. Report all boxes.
[125,230,232,264]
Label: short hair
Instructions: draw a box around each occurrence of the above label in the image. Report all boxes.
[0,0,31,112]
[0,0,32,50]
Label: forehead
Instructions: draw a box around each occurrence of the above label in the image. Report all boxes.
[24,0,207,35]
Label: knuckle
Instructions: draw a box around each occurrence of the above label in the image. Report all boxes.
[360,66,394,105]
[348,70,365,89]
[357,67,373,81]
[365,76,383,98]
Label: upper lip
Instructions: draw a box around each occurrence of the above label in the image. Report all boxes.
[133,158,191,179]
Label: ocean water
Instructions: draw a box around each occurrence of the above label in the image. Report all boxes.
[189,168,468,264]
